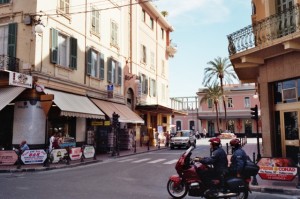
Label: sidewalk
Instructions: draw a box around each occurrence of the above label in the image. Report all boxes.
[1,138,300,196]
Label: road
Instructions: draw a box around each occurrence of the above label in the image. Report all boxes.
[0,143,298,199]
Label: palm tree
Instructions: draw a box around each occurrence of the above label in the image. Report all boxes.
[202,57,238,131]
[161,11,168,17]
[200,84,222,135]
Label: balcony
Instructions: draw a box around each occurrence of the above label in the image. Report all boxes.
[0,55,20,72]
[227,4,300,56]
[227,4,300,82]
[166,43,177,58]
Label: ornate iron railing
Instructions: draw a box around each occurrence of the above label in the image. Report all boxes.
[228,4,300,55]
[0,55,20,72]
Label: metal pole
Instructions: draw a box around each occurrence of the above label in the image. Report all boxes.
[251,152,258,186]
[256,119,261,161]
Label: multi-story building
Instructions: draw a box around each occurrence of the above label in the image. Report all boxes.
[171,84,260,138]
[228,0,300,163]
[0,0,177,151]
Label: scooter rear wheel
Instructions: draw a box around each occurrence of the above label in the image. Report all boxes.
[167,179,188,199]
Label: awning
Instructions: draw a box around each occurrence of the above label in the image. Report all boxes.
[0,86,26,111]
[91,99,144,124]
[135,104,187,115]
[44,89,105,119]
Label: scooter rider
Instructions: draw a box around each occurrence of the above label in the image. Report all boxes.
[229,138,248,177]
[196,137,228,196]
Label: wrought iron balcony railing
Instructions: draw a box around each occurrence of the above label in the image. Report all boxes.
[0,55,20,72]
[227,4,300,56]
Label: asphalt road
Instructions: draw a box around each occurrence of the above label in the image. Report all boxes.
[0,144,298,199]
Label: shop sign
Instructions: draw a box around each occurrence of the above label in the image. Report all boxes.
[21,150,47,164]
[50,149,67,163]
[257,157,297,181]
[69,147,82,160]
[0,151,18,165]
[9,71,32,88]
[83,146,95,159]
[91,120,111,126]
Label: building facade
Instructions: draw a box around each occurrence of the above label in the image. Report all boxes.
[228,0,300,163]
[0,0,176,151]
[171,84,260,138]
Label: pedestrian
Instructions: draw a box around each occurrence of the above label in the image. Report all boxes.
[229,138,248,177]
[195,130,200,139]
[202,128,207,139]
[165,131,170,147]
[49,132,57,152]
[154,131,159,146]
[19,140,29,154]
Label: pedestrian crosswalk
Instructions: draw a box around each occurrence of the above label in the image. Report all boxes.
[116,157,178,165]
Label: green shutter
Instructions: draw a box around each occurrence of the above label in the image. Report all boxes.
[0,0,9,4]
[99,53,105,80]
[69,37,77,69]
[107,57,112,83]
[87,48,92,75]
[8,23,17,58]
[145,77,148,94]
[117,62,122,86]
[50,28,58,64]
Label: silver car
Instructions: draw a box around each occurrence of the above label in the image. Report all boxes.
[170,130,196,149]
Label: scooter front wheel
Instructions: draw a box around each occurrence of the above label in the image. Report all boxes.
[167,179,188,199]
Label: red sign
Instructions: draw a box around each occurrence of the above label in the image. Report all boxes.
[257,157,297,181]
[69,147,82,160]
[0,151,18,165]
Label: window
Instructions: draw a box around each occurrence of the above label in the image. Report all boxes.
[91,7,100,34]
[150,17,154,29]
[161,28,164,39]
[142,9,146,22]
[0,23,17,70]
[111,21,118,47]
[150,51,155,69]
[228,98,233,108]
[150,78,156,97]
[141,44,147,63]
[161,83,166,101]
[208,99,212,108]
[0,25,8,55]
[161,60,165,76]
[107,58,122,86]
[140,74,148,94]
[244,97,250,108]
[0,0,9,4]
[87,48,104,79]
[50,28,77,69]
[59,0,70,14]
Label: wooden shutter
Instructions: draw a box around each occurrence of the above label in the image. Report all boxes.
[86,48,92,75]
[8,23,17,58]
[107,57,112,83]
[99,53,105,80]
[69,37,77,69]
[50,28,58,64]
[145,77,148,94]
[117,61,122,86]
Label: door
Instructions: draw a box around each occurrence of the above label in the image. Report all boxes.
[208,121,215,137]
[282,110,299,164]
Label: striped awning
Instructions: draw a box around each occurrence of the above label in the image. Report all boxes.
[0,86,26,111]
[44,89,105,119]
[91,99,144,124]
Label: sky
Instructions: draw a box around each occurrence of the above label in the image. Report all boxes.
[153,0,252,97]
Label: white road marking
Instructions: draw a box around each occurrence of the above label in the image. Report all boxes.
[118,158,136,162]
[163,159,178,164]
[148,159,166,163]
[132,158,151,163]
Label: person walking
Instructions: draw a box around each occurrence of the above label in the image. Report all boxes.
[19,140,29,154]
[202,128,207,139]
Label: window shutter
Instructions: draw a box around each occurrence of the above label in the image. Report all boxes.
[50,28,58,64]
[69,37,77,69]
[107,57,112,83]
[86,48,92,75]
[153,79,156,97]
[117,62,122,86]
[145,77,148,94]
[8,23,17,58]
[99,53,105,80]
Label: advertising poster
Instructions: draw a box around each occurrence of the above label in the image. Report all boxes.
[21,150,47,164]
[83,146,95,159]
[257,157,297,181]
[0,151,18,165]
[69,147,82,160]
[51,149,67,163]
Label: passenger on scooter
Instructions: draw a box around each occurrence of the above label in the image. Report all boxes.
[196,137,228,195]
[229,138,248,177]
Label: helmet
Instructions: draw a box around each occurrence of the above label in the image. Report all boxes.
[208,137,221,145]
[230,138,241,147]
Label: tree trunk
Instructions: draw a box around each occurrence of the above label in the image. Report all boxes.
[220,77,227,131]
[214,101,220,135]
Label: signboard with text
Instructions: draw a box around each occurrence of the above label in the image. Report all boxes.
[21,150,47,164]
[83,146,95,159]
[9,71,32,88]
[257,157,297,181]
[0,151,18,165]
[69,147,82,160]
[50,149,67,163]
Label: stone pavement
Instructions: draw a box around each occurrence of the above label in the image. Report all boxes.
[1,138,300,196]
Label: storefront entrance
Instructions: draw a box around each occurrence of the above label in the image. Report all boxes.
[281,110,300,164]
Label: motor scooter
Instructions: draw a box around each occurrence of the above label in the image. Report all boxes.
[167,146,251,199]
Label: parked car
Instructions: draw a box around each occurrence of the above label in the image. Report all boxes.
[170,130,196,149]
